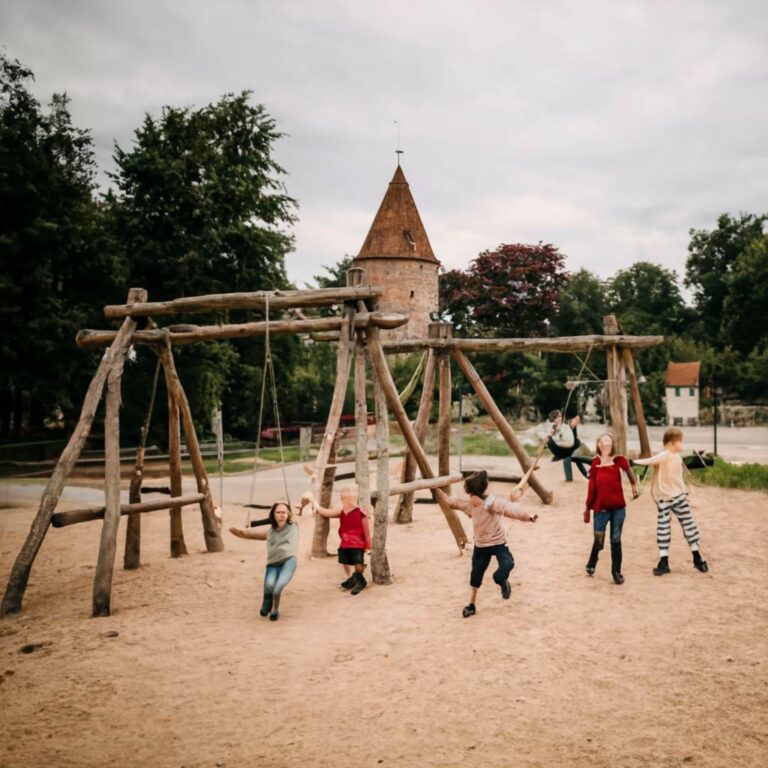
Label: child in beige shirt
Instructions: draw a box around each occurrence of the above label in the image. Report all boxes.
[633,427,709,575]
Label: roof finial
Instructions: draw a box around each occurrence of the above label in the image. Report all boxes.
[394,120,403,165]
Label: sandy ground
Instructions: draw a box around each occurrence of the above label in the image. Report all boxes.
[1,457,767,768]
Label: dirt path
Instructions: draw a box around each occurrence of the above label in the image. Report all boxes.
[1,458,766,767]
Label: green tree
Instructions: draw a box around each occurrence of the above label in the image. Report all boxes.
[109,93,298,432]
[312,255,355,289]
[721,235,768,354]
[553,268,607,336]
[0,54,124,437]
[685,213,767,343]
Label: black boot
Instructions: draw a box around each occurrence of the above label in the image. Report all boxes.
[350,572,367,595]
[611,541,624,585]
[653,556,670,575]
[269,594,281,621]
[260,593,273,617]
[340,573,356,590]
[586,532,604,576]
[692,550,709,573]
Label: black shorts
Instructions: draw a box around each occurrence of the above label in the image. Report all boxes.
[338,547,365,566]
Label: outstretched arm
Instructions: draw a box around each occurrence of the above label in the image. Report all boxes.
[434,489,472,517]
[632,450,668,467]
[617,457,639,498]
[229,526,267,540]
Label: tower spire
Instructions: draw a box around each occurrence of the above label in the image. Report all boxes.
[394,120,403,165]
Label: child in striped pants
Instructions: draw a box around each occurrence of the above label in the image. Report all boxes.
[632,427,709,576]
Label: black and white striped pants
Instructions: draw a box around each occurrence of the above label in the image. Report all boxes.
[656,493,700,556]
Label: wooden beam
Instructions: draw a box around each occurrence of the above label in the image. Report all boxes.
[167,385,188,558]
[52,494,206,528]
[370,363,392,584]
[77,312,408,348]
[604,315,629,457]
[353,335,371,514]
[451,350,553,505]
[437,350,452,487]
[366,330,468,553]
[381,334,664,354]
[1,288,146,618]
[394,349,436,524]
[622,347,651,458]
[311,307,353,558]
[372,474,465,500]
[103,286,383,319]
[157,337,223,553]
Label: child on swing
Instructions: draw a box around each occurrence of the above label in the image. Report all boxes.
[311,486,372,595]
[229,500,298,621]
[534,409,593,480]
[632,427,709,576]
[436,466,538,618]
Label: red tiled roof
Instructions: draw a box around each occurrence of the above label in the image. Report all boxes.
[355,165,439,263]
[665,361,700,387]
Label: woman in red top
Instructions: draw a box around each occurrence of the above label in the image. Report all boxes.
[584,432,638,584]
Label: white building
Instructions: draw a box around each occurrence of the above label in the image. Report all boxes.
[665,361,700,426]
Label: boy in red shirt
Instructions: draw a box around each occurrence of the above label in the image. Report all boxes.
[584,432,638,584]
[313,486,372,595]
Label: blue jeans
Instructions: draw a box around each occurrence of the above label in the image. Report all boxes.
[264,557,297,598]
[593,508,626,544]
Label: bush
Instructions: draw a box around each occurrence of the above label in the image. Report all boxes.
[693,457,768,491]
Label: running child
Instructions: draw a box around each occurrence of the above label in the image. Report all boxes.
[436,469,538,618]
[632,427,709,575]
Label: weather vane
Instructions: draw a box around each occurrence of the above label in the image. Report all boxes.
[394,120,403,164]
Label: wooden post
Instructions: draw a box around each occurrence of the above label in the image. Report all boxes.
[354,335,371,513]
[157,337,223,553]
[167,388,188,558]
[451,350,553,505]
[311,303,354,557]
[371,371,392,584]
[313,433,340,556]
[394,349,436,524]
[622,347,651,457]
[603,315,629,457]
[1,288,146,618]
[366,329,468,553]
[435,324,454,493]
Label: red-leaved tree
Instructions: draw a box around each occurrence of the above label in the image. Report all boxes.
[439,243,568,337]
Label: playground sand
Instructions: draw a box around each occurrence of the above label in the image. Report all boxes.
[1,459,766,767]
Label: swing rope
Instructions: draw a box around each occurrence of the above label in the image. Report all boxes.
[246,293,291,525]
[560,346,594,417]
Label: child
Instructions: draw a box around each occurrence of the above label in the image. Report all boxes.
[534,410,593,480]
[583,432,638,584]
[312,487,372,595]
[229,500,298,621]
[632,427,709,575]
[436,470,538,618]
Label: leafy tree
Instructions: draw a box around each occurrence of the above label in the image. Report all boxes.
[606,262,688,335]
[312,255,355,289]
[439,243,568,337]
[553,268,607,336]
[109,93,298,432]
[0,54,124,437]
[685,213,767,342]
[721,235,768,354]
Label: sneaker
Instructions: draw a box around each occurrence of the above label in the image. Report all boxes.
[340,574,356,590]
[350,573,367,595]
[694,560,709,573]
[612,571,625,585]
[462,603,476,618]
[269,611,279,621]
[500,580,512,600]
[653,558,671,576]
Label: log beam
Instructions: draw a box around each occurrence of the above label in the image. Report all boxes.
[381,334,664,354]
[372,474,465,500]
[103,286,382,319]
[52,494,206,528]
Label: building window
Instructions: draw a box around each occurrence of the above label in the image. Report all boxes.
[689,388,695,397]
[409,290,415,299]
[675,387,680,397]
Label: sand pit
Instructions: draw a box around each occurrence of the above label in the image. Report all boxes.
[1,458,766,767]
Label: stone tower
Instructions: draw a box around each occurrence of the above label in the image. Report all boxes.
[353,164,440,340]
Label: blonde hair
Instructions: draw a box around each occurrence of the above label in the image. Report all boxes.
[595,432,616,457]
[663,427,683,446]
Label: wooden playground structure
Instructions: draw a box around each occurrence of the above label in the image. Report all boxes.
[1,270,662,618]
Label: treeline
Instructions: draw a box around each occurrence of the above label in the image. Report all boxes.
[2,53,766,444]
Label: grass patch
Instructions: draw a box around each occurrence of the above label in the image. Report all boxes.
[693,457,768,491]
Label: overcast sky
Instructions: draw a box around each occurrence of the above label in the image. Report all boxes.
[3,0,767,291]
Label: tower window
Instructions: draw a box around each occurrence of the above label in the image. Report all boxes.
[409,290,415,299]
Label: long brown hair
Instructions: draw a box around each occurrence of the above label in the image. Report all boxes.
[268,500,293,529]
[595,432,617,457]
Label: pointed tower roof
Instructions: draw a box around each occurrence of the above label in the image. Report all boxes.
[356,165,439,263]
